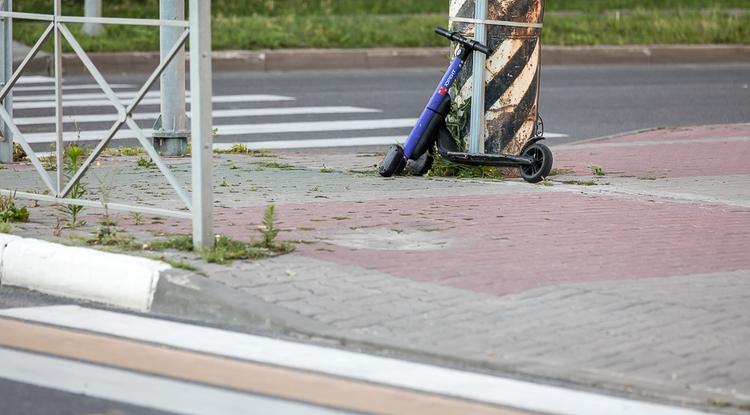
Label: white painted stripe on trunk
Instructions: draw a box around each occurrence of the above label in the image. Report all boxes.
[13,106,381,126]
[13,83,133,93]
[12,94,294,110]
[21,119,418,144]
[0,306,712,415]
[490,42,540,112]
[0,348,339,415]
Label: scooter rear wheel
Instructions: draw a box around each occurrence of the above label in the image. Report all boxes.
[378,145,407,177]
[406,152,434,176]
[519,143,553,183]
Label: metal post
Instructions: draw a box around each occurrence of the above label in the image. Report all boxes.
[82,0,104,37]
[469,0,487,155]
[189,0,214,249]
[54,0,64,194]
[0,0,12,163]
[153,0,188,157]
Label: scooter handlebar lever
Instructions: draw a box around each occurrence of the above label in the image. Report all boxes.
[434,27,492,55]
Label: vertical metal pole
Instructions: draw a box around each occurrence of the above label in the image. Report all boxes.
[0,0,12,164]
[83,0,104,37]
[155,0,188,157]
[54,0,64,194]
[189,0,214,249]
[469,0,487,155]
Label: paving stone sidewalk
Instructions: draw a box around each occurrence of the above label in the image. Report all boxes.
[2,123,749,413]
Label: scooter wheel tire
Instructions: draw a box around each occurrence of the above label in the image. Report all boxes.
[407,152,434,176]
[378,145,407,177]
[519,142,553,183]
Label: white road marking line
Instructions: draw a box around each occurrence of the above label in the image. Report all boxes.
[13,84,134,93]
[215,135,564,151]
[13,91,163,102]
[16,76,55,84]
[12,94,294,110]
[12,106,381,126]
[214,136,401,150]
[22,118,417,144]
[0,306,712,415]
[215,118,414,135]
[0,347,340,415]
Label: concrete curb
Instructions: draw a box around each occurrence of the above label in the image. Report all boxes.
[0,233,172,312]
[15,45,750,76]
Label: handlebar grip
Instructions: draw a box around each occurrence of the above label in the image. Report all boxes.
[435,27,492,55]
[434,27,454,40]
[474,43,492,55]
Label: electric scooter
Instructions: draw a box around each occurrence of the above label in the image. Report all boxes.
[378,27,553,183]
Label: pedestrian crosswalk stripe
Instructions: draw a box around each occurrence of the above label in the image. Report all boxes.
[214,136,401,150]
[16,76,55,84]
[13,106,381,126]
[22,118,418,144]
[13,84,134,93]
[13,91,164,102]
[0,306,710,415]
[12,94,294,110]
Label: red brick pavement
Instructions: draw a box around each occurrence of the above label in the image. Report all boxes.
[554,124,750,178]
[200,192,750,296]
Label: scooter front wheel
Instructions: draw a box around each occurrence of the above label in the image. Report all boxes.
[378,145,407,177]
[519,142,553,183]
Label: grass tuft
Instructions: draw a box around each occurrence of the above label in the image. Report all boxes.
[146,235,195,252]
[0,192,30,224]
[215,144,276,157]
[590,165,606,176]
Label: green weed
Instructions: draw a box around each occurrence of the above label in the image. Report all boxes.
[88,227,139,250]
[0,222,13,233]
[149,255,199,272]
[201,236,267,264]
[549,168,575,176]
[0,192,29,223]
[214,144,276,158]
[12,143,27,162]
[590,165,606,176]
[146,235,194,252]
[59,146,88,228]
[562,179,597,186]
[136,156,156,169]
[104,146,146,157]
[257,162,293,170]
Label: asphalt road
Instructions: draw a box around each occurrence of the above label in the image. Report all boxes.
[15,63,750,153]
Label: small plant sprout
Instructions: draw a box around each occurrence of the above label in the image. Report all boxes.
[132,212,144,225]
[136,156,156,169]
[60,146,88,228]
[590,165,606,176]
[0,191,30,224]
[262,204,280,249]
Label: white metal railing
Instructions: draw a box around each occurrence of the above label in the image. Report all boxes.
[0,0,214,248]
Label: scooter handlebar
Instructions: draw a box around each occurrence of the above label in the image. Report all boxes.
[435,27,492,55]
